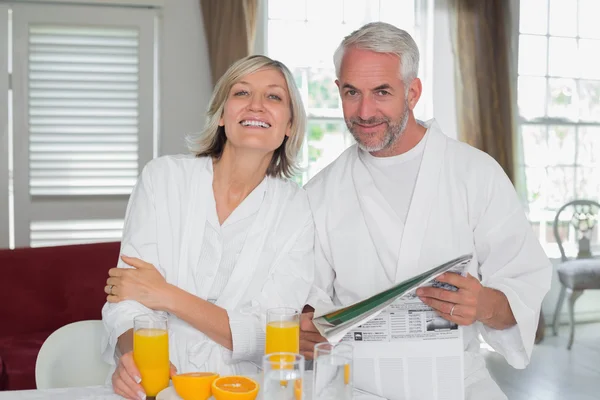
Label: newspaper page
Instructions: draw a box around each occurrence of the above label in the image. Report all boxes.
[341,297,464,400]
[313,254,473,343]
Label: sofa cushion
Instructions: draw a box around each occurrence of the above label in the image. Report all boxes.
[0,332,52,390]
[0,241,120,390]
[0,242,120,337]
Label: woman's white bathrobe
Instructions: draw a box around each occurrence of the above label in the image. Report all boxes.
[101,155,314,377]
[305,120,552,400]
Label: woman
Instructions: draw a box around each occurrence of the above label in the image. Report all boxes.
[101,55,314,400]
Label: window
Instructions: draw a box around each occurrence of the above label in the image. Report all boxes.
[0,3,157,248]
[265,0,432,184]
[518,0,600,256]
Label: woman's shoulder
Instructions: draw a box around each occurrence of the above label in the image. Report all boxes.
[141,154,210,179]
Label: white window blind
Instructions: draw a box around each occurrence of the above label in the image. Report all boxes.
[8,3,157,248]
[28,24,141,196]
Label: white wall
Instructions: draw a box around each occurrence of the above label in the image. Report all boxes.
[158,0,212,156]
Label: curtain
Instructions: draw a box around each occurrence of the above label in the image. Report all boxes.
[200,0,259,85]
[450,0,546,343]
[450,0,517,183]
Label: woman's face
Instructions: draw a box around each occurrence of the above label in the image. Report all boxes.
[220,67,292,154]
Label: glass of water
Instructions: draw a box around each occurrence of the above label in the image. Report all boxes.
[313,342,353,400]
[262,353,305,400]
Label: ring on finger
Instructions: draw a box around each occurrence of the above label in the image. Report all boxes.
[450,304,456,316]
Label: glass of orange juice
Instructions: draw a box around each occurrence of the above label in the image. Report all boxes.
[265,308,300,355]
[133,314,170,398]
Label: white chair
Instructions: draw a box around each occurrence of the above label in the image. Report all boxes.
[35,320,111,389]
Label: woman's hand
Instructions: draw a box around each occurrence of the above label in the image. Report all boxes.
[105,255,173,311]
[112,351,177,400]
[112,351,145,400]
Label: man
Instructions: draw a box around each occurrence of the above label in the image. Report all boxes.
[301,22,551,399]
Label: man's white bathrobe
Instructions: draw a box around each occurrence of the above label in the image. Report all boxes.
[102,155,314,377]
[305,120,551,399]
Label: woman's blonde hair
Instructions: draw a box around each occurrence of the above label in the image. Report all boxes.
[187,55,306,179]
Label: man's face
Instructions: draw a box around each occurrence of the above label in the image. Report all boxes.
[336,48,410,153]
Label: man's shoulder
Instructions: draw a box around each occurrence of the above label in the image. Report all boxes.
[444,136,505,177]
[304,144,357,193]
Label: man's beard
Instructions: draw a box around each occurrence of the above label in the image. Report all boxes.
[345,98,410,153]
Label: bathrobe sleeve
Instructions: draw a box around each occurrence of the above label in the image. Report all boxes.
[472,159,552,369]
[101,162,165,365]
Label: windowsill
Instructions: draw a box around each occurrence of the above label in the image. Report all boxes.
[541,243,600,261]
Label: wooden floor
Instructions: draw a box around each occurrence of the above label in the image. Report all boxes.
[483,322,600,400]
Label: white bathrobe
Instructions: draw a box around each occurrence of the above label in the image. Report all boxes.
[305,119,552,399]
[101,155,314,377]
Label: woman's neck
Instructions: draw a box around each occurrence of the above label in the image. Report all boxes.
[212,143,272,224]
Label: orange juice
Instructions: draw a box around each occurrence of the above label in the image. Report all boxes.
[266,320,299,354]
[133,328,170,396]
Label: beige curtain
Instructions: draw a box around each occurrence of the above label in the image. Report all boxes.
[450,0,547,343]
[450,0,517,183]
[200,0,259,85]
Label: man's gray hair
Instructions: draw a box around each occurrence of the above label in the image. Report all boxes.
[333,22,420,84]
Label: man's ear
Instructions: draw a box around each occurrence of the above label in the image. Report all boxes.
[407,78,423,111]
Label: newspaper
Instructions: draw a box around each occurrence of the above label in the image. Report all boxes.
[341,297,465,400]
[313,254,473,343]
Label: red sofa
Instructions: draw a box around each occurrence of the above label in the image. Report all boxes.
[0,242,120,390]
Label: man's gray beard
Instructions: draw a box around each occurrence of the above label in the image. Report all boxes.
[346,99,410,153]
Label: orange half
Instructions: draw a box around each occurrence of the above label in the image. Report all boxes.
[211,376,259,400]
[172,372,218,400]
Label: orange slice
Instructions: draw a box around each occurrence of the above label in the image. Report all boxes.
[172,372,218,400]
[211,376,259,400]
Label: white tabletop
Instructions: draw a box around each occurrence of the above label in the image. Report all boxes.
[0,373,384,400]
[0,385,120,399]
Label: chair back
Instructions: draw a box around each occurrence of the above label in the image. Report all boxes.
[553,199,600,262]
[35,320,110,389]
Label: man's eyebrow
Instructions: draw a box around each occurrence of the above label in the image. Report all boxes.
[373,84,393,91]
[342,83,359,91]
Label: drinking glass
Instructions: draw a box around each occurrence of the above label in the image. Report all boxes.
[133,314,170,397]
[262,353,305,400]
[312,342,353,400]
[265,308,300,355]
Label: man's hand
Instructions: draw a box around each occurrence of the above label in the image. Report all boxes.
[417,273,488,326]
[299,312,326,360]
[417,272,516,330]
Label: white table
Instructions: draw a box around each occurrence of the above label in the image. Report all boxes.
[0,373,384,400]
[0,385,120,399]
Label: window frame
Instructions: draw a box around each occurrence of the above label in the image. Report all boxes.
[9,2,157,247]
[517,0,600,257]
[0,4,9,248]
